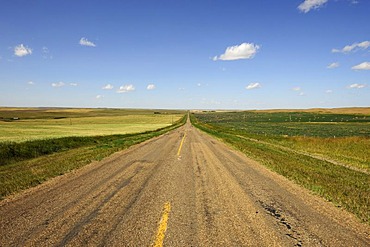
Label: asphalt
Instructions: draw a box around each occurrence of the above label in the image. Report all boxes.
[1,119,369,246]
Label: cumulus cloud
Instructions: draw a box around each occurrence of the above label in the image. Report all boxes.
[246,82,261,90]
[332,41,370,53]
[102,84,113,90]
[70,83,78,86]
[96,95,103,99]
[351,62,370,70]
[213,43,260,61]
[292,87,301,91]
[51,82,65,87]
[79,37,96,47]
[27,81,35,85]
[14,44,32,57]
[348,83,366,89]
[325,89,333,93]
[147,84,156,90]
[327,62,339,69]
[117,84,135,93]
[298,0,328,13]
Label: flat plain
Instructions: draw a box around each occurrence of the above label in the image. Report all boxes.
[1,117,369,246]
[0,108,184,142]
[0,107,369,246]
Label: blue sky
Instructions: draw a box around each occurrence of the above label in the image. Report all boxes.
[0,0,369,109]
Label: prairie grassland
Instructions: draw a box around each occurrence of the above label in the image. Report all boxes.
[279,136,369,172]
[191,111,370,223]
[1,113,183,142]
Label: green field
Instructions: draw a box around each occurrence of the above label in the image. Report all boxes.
[0,108,186,198]
[0,108,184,142]
[191,109,370,223]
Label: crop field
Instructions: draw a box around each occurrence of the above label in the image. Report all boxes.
[0,108,184,142]
[0,108,186,198]
[195,110,370,137]
[191,109,370,223]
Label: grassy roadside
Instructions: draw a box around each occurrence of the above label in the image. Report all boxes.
[274,136,369,173]
[190,114,370,224]
[0,114,187,199]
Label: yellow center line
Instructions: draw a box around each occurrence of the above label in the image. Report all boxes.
[177,133,186,156]
[152,202,171,247]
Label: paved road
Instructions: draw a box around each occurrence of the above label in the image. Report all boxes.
[1,119,369,246]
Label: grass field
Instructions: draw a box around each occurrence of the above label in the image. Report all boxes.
[191,109,370,223]
[0,108,184,142]
[0,108,186,198]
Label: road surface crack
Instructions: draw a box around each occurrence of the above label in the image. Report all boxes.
[258,200,302,246]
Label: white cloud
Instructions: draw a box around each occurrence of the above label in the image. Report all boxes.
[102,84,114,90]
[117,84,135,93]
[325,89,333,93]
[42,46,52,59]
[358,41,370,49]
[51,82,65,87]
[246,82,261,90]
[27,81,35,85]
[213,43,260,61]
[327,62,339,69]
[79,37,96,47]
[332,41,370,53]
[351,62,370,70]
[197,83,202,87]
[51,82,78,87]
[298,0,328,13]
[147,84,156,90]
[293,87,305,95]
[14,44,32,57]
[96,95,103,99]
[348,83,366,89]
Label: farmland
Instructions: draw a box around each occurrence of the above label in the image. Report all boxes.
[0,108,184,142]
[191,109,370,223]
[0,108,186,198]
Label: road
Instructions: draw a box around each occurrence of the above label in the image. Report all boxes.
[1,119,369,246]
